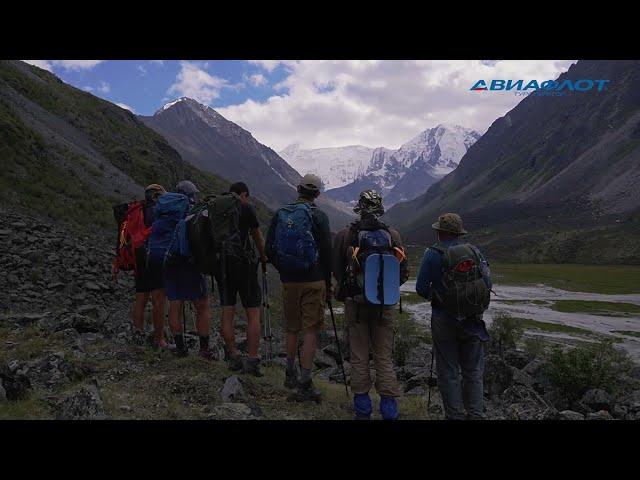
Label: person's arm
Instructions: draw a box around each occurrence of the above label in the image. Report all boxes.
[265,214,278,270]
[391,229,409,285]
[332,229,347,286]
[415,249,433,299]
[252,228,267,264]
[316,210,333,295]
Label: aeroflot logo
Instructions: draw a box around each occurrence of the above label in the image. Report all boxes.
[470,79,610,95]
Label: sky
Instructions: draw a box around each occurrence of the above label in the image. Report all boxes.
[24,60,576,151]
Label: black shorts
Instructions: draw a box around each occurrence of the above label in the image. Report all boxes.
[134,249,164,293]
[215,260,262,308]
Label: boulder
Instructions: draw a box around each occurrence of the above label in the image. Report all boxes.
[502,385,557,420]
[581,389,612,412]
[504,349,530,369]
[0,365,31,401]
[559,410,585,420]
[522,358,545,376]
[56,384,107,420]
[611,404,628,420]
[220,375,245,403]
[510,367,534,387]
[484,354,513,398]
[587,410,614,421]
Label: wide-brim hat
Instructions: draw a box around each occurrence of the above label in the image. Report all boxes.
[432,212,467,235]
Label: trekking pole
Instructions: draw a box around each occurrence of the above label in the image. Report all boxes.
[328,300,349,397]
[427,347,435,410]
[261,263,273,365]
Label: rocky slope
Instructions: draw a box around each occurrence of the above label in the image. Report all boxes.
[2,210,639,420]
[385,60,640,263]
[140,97,355,231]
[324,124,481,207]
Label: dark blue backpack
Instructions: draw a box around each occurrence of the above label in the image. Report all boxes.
[274,202,318,274]
[147,192,190,267]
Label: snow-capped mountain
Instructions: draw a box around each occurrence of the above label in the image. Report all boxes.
[324,124,482,206]
[279,144,373,190]
[140,97,355,228]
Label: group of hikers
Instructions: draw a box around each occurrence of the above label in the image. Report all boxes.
[113,173,493,420]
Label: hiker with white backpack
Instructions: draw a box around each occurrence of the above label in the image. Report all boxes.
[265,174,332,402]
[332,190,409,420]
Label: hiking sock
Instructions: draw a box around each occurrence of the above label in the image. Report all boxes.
[174,334,186,351]
[286,357,296,372]
[199,335,210,350]
[300,368,312,384]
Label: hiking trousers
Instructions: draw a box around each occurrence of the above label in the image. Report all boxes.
[431,311,485,420]
[345,299,402,398]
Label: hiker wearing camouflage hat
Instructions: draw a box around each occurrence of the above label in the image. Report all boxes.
[415,213,493,420]
[353,189,385,217]
[333,190,409,420]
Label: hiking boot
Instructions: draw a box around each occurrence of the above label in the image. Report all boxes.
[199,348,215,361]
[243,357,264,377]
[132,329,145,346]
[289,379,322,403]
[227,354,243,372]
[284,368,298,389]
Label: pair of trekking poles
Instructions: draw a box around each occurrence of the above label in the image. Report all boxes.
[260,264,349,396]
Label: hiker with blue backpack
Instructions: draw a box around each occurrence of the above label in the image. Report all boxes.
[333,190,409,420]
[415,213,492,420]
[148,180,213,359]
[265,174,332,403]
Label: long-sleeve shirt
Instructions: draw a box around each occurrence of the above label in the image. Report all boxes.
[416,238,491,340]
[265,197,332,286]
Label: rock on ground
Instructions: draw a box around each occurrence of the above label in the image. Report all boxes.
[559,410,585,420]
[581,389,612,412]
[219,375,245,403]
[56,384,107,420]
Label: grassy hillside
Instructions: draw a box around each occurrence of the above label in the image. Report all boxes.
[0,60,272,231]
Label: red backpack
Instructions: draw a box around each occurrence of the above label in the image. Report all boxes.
[112,200,152,277]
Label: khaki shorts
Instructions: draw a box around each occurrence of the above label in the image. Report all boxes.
[282,281,326,333]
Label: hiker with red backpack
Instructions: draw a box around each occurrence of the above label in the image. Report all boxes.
[112,184,168,349]
[148,180,213,359]
[333,190,409,420]
[415,213,492,420]
[265,174,332,402]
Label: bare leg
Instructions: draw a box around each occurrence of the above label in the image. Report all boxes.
[301,327,317,370]
[151,288,167,347]
[286,332,298,360]
[133,292,150,331]
[220,306,237,356]
[245,307,261,358]
[168,300,183,335]
[194,296,211,336]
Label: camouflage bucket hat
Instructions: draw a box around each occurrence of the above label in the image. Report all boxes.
[432,212,467,235]
[299,173,323,192]
[353,189,385,217]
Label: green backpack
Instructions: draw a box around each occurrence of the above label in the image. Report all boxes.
[429,242,490,320]
[187,192,251,275]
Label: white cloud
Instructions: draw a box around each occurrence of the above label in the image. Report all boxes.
[137,64,147,75]
[149,60,164,66]
[248,73,267,87]
[116,102,136,113]
[83,86,94,92]
[167,61,230,104]
[24,60,104,71]
[218,60,576,151]
[97,81,110,93]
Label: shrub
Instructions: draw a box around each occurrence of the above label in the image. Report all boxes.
[488,312,523,356]
[544,340,633,404]
[523,335,546,359]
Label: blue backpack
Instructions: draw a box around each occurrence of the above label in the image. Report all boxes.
[274,202,318,274]
[147,192,190,267]
[349,222,401,306]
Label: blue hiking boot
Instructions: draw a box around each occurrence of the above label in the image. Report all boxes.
[354,393,372,420]
[380,396,399,420]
